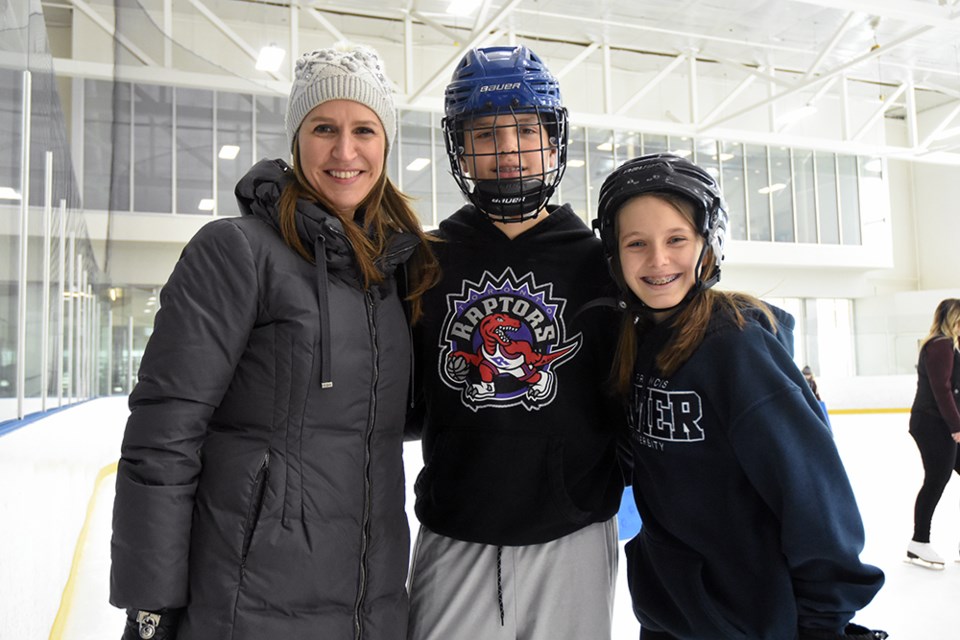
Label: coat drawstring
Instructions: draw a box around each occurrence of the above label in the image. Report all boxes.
[402,263,416,409]
[314,237,333,388]
[496,545,505,626]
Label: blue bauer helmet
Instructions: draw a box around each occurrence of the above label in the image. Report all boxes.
[442,45,569,222]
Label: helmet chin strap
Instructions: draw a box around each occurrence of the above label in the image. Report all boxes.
[474,178,548,222]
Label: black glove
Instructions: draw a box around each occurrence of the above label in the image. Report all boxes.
[799,622,889,640]
[121,609,182,640]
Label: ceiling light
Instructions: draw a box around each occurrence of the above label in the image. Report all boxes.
[669,149,692,158]
[596,141,616,152]
[198,198,215,211]
[447,0,482,16]
[757,183,787,195]
[713,152,735,162]
[863,158,882,172]
[406,157,431,172]
[256,45,286,73]
[0,186,21,200]
[219,145,240,160]
[567,159,585,168]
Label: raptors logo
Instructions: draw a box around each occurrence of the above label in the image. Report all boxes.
[439,268,581,411]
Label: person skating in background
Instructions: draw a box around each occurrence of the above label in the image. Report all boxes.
[906,297,960,569]
[405,45,625,640]
[803,365,822,401]
[594,152,887,640]
[110,44,439,640]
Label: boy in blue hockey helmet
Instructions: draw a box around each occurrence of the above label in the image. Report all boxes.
[406,45,625,640]
[442,45,568,225]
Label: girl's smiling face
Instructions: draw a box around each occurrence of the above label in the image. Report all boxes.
[617,194,704,323]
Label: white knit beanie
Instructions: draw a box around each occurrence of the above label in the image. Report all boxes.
[285,44,397,151]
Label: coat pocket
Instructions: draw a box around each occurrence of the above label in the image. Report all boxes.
[241,451,271,566]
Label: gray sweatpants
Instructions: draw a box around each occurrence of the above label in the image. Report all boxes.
[407,517,619,640]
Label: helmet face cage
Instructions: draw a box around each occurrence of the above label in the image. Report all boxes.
[443,46,568,223]
[594,153,728,303]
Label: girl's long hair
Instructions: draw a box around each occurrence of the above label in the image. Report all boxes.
[921,298,960,351]
[278,141,440,323]
[610,194,774,395]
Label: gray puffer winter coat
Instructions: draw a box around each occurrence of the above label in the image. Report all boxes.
[110,158,418,640]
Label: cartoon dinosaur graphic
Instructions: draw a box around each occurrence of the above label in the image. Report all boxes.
[446,313,576,400]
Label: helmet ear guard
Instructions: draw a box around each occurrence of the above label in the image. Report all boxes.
[593,153,729,312]
[443,46,568,223]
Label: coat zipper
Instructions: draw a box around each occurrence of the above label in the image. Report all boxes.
[354,291,379,640]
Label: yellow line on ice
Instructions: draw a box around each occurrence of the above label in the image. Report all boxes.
[49,461,119,640]
[827,407,911,415]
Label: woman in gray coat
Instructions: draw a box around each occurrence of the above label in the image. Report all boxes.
[110,45,438,640]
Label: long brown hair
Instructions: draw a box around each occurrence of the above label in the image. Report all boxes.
[278,141,439,322]
[921,298,960,351]
[610,193,774,394]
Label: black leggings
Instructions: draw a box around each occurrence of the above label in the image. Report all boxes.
[910,419,960,542]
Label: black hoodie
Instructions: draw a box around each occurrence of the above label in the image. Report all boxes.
[409,203,625,545]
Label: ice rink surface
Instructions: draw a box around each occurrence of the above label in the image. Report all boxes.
[1,396,958,639]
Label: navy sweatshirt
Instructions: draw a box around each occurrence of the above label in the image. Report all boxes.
[625,303,884,639]
[408,203,625,546]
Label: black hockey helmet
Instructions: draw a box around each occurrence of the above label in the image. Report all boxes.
[593,153,728,311]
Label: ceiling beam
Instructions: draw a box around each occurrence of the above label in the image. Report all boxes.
[406,0,522,103]
[71,0,157,66]
[184,0,283,81]
[804,11,858,78]
[698,23,937,132]
[851,82,907,141]
[305,7,347,43]
[615,52,687,116]
[790,0,960,29]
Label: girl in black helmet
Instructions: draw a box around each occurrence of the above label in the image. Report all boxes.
[594,153,887,640]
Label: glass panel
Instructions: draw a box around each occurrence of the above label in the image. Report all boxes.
[561,124,588,221]
[745,144,770,241]
[719,142,746,241]
[399,110,434,226]
[837,154,861,246]
[433,112,463,225]
[133,84,173,213]
[815,151,840,244]
[589,128,617,220]
[667,136,694,159]
[614,130,641,166]
[817,298,854,377]
[793,149,817,243]
[82,79,114,211]
[642,133,667,155]
[0,69,21,412]
[0,69,19,202]
[695,138,719,176]
[217,92,252,217]
[175,87,213,215]
[769,146,794,242]
[109,82,133,213]
[255,95,287,164]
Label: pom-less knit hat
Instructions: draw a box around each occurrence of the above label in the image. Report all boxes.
[285,44,397,151]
